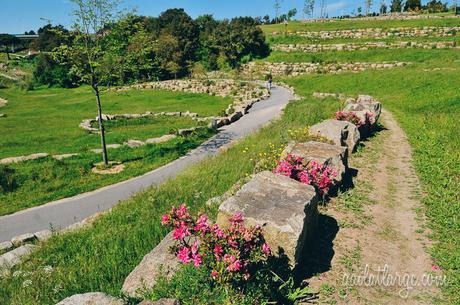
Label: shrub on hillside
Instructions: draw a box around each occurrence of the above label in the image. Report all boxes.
[274,154,337,195]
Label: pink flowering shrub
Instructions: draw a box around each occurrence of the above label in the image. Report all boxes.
[161,205,271,284]
[274,154,337,195]
[335,111,373,127]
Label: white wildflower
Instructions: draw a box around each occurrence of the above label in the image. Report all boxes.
[22,279,32,287]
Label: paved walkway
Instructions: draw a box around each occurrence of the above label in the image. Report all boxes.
[0,85,293,242]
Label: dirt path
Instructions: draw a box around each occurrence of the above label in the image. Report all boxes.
[307,110,442,304]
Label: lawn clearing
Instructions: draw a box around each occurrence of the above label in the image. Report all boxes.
[0,86,230,158]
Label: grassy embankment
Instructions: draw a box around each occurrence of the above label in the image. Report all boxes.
[263,18,460,303]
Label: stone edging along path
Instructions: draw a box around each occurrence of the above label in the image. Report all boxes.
[116,94,383,301]
[272,26,460,39]
[273,40,459,53]
[0,97,7,118]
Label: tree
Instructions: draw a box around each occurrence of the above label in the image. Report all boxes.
[380,0,388,13]
[263,15,271,23]
[390,0,403,11]
[303,0,315,19]
[0,34,20,60]
[287,8,297,20]
[33,24,70,51]
[55,0,124,165]
[320,0,327,18]
[365,0,373,15]
[404,0,421,11]
[357,6,363,14]
[274,0,283,22]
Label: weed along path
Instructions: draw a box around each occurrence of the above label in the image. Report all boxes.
[308,110,440,304]
[0,85,293,243]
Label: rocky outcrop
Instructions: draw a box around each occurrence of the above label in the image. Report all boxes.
[283,141,348,183]
[122,232,180,298]
[0,244,37,272]
[55,292,124,305]
[241,61,408,78]
[217,171,318,266]
[0,98,7,108]
[309,119,360,151]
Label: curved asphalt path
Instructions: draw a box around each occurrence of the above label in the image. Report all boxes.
[0,85,293,242]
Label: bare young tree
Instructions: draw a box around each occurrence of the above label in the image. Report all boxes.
[274,0,283,22]
[365,0,374,15]
[320,0,327,18]
[56,0,124,165]
[303,0,316,19]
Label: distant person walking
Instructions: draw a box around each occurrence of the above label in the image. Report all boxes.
[267,74,273,91]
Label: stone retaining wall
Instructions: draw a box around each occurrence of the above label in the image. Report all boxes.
[242,61,408,77]
[273,26,459,39]
[273,40,459,52]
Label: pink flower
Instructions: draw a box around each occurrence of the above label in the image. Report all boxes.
[431,264,441,270]
[173,225,190,240]
[214,244,223,258]
[194,214,209,232]
[211,270,219,279]
[229,212,244,224]
[226,259,242,272]
[161,214,170,225]
[298,171,311,185]
[176,204,188,219]
[177,246,191,264]
[262,243,271,255]
[191,241,199,254]
[192,253,202,267]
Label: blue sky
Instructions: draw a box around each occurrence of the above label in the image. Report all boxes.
[0,0,447,34]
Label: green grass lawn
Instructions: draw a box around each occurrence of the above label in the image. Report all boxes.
[0,129,213,216]
[267,34,460,45]
[0,86,230,158]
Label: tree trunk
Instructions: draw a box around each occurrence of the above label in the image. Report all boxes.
[93,85,109,165]
[6,51,10,61]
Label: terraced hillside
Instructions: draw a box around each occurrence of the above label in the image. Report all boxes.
[0,15,459,305]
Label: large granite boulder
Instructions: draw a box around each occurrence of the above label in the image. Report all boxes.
[309,119,360,151]
[283,141,348,183]
[55,292,124,305]
[343,95,382,125]
[216,171,318,266]
[122,232,180,298]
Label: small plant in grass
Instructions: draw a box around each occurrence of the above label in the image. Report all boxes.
[161,204,271,285]
[288,126,334,144]
[0,164,16,193]
[274,154,337,195]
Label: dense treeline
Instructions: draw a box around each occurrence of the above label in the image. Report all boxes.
[32,9,269,88]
